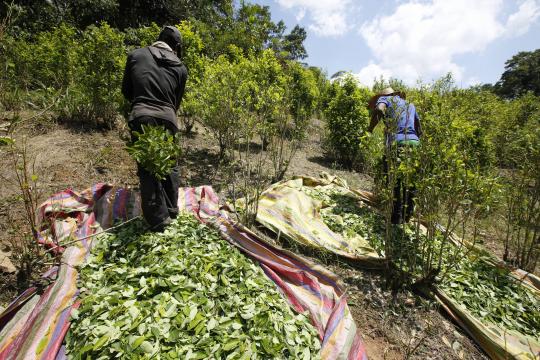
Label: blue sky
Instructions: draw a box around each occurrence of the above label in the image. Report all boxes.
[251,0,540,87]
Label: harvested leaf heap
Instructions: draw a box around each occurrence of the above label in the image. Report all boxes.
[126,124,181,180]
[301,185,540,340]
[300,186,385,254]
[439,258,540,339]
[66,213,320,359]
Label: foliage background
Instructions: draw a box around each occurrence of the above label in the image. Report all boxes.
[1,0,538,282]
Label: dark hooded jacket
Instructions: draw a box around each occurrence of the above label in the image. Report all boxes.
[122,44,188,129]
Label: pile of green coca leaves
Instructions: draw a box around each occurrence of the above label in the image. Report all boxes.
[440,257,540,338]
[126,124,181,180]
[65,213,320,359]
[300,186,385,254]
[300,185,540,340]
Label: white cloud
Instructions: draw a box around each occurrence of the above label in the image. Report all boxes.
[506,0,540,37]
[355,0,540,86]
[295,8,306,22]
[276,0,351,36]
[355,63,393,87]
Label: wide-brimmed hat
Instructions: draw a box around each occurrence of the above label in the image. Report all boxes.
[379,87,396,96]
[367,87,406,110]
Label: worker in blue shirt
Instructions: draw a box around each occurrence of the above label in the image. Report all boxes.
[368,87,422,224]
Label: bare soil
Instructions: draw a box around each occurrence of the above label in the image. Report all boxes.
[329,262,487,360]
[0,115,490,359]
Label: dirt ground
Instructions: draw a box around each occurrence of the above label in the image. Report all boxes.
[0,115,490,359]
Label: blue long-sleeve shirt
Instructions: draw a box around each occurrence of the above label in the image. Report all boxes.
[376,95,420,145]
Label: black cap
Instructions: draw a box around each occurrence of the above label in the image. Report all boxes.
[158,26,182,51]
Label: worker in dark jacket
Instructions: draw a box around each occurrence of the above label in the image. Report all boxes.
[122,26,188,231]
[368,87,422,224]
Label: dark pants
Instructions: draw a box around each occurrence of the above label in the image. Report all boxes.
[128,116,180,228]
[383,145,417,225]
[392,177,416,224]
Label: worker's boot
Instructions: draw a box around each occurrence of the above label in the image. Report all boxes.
[150,217,172,233]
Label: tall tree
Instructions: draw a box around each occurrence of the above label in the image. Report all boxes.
[2,0,308,64]
[194,2,308,59]
[282,25,307,60]
[115,0,233,30]
[223,3,277,53]
[1,0,234,32]
[495,49,540,99]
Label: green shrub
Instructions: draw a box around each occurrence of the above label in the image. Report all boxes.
[494,93,540,168]
[73,23,125,127]
[323,76,376,170]
[1,24,79,92]
[1,26,80,112]
[192,49,313,224]
[124,23,161,48]
[496,93,540,271]
[0,84,24,112]
[306,67,330,119]
[190,54,241,155]
[3,22,127,126]
[176,21,207,134]
[1,34,31,90]
[285,61,319,124]
[33,24,80,89]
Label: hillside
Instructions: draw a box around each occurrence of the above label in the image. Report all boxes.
[0,115,490,360]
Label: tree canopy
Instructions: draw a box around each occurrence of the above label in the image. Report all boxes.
[495,49,540,99]
[1,0,308,60]
[1,0,232,32]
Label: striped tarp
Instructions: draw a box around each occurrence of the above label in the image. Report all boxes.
[256,174,384,268]
[0,184,367,360]
[256,173,540,360]
[179,186,368,360]
[0,184,141,360]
